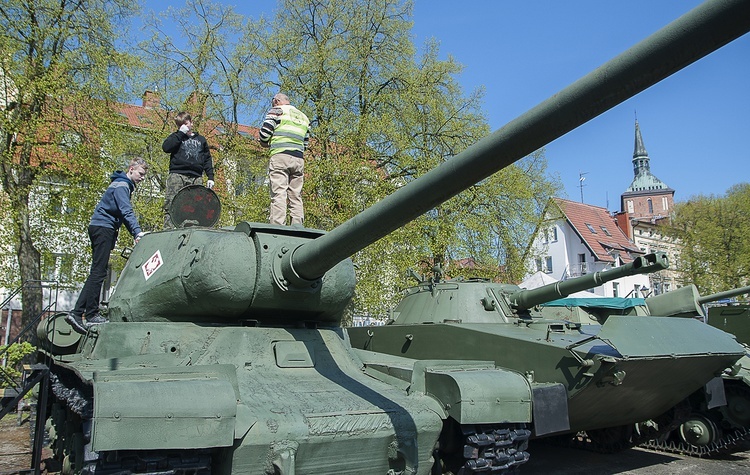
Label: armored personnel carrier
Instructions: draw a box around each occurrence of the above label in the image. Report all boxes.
[35,0,750,473]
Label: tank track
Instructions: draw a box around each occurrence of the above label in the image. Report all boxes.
[639,426,750,457]
[542,399,692,454]
[83,451,212,475]
[639,381,750,457]
[47,364,214,474]
[455,424,531,474]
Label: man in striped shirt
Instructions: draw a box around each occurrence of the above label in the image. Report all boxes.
[258,93,310,226]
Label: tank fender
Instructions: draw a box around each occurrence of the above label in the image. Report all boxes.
[704,377,728,410]
[530,383,570,436]
[91,365,238,451]
[409,360,532,425]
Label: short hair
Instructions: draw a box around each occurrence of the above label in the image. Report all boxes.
[174,111,192,128]
[129,157,148,170]
[272,93,290,105]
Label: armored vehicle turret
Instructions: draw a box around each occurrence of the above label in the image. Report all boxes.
[37,1,750,473]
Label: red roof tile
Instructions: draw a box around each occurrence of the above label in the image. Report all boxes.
[553,198,643,263]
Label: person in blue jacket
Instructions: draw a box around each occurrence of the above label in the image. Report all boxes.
[66,158,148,334]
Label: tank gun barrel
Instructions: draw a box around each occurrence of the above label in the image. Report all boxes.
[509,253,668,310]
[282,0,750,285]
[698,285,750,305]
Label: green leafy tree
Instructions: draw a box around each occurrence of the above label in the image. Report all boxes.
[0,341,35,388]
[0,0,139,325]
[136,0,271,227]
[253,0,560,317]
[665,184,750,294]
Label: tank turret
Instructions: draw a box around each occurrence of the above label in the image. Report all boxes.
[645,284,750,319]
[510,252,668,309]
[110,0,750,326]
[36,1,750,474]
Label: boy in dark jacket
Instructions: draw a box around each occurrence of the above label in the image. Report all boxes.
[161,111,215,228]
[66,158,148,334]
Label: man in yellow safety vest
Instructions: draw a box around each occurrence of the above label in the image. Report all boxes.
[259,93,311,225]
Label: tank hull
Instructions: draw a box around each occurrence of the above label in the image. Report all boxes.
[48,323,447,474]
[347,316,744,434]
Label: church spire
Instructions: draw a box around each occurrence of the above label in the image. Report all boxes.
[626,118,670,192]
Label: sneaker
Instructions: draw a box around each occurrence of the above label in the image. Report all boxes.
[85,314,109,327]
[65,313,88,335]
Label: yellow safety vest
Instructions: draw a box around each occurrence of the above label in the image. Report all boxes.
[269,104,310,156]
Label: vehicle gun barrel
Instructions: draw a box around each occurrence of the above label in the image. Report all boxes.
[283,0,750,285]
[509,252,668,309]
[698,285,750,305]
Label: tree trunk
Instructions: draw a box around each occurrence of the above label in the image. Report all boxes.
[11,182,43,329]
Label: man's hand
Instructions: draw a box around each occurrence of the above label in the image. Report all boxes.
[206,180,215,189]
[135,231,147,244]
[179,124,190,134]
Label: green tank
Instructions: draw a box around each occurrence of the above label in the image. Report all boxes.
[36,1,750,473]
[347,254,744,452]
[641,284,750,456]
[536,284,750,456]
[705,287,750,344]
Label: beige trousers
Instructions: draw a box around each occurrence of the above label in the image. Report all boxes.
[269,152,304,225]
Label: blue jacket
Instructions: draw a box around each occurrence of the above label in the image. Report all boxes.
[89,171,142,237]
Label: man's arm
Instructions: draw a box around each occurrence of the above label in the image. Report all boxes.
[202,137,215,180]
[258,107,283,148]
[112,186,142,238]
[162,131,185,153]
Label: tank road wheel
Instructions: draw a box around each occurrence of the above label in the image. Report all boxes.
[677,414,722,447]
[719,382,750,430]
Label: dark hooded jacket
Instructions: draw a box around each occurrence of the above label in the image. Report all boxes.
[162,130,215,179]
[89,171,142,237]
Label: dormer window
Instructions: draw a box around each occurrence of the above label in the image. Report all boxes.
[585,223,597,233]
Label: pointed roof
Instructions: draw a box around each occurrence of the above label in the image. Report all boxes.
[553,198,643,264]
[624,120,673,195]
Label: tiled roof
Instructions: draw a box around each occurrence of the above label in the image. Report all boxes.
[113,99,260,142]
[553,198,643,263]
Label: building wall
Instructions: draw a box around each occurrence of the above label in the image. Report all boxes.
[622,192,674,219]
[529,219,650,298]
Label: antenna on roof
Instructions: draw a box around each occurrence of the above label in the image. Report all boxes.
[579,172,588,203]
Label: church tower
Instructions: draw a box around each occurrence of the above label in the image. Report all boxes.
[620,120,674,219]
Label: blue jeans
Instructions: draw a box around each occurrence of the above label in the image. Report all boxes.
[72,225,117,317]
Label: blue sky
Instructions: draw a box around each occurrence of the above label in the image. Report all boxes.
[140,1,750,210]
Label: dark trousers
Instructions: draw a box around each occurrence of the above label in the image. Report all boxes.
[73,225,118,317]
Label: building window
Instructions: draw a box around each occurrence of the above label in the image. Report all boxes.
[577,253,587,275]
[627,200,634,213]
[535,258,543,272]
[647,198,653,214]
[612,282,619,298]
[600,225,611,236]
[662,196,669,211]
[545,256,553,274]
[585,223,597,234]
[543,226,558,243]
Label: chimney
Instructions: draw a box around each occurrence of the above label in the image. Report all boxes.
[186,90,208,118]
[142,89,160,109]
